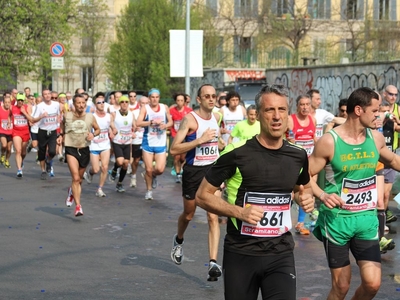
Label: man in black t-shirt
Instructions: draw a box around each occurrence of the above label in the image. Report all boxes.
[196,84,314,300]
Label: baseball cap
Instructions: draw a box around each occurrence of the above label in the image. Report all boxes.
[118,95,129,103]
[16,93,25,101]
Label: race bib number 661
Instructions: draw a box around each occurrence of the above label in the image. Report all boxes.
[240,192,292,238]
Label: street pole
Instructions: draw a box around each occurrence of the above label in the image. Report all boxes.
[185,0,190,96]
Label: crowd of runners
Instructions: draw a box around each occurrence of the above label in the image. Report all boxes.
[0,84,399,299]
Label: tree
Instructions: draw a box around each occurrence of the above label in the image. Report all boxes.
[260,0,314,66]
[105,0,191,95]
[0,0,76,90]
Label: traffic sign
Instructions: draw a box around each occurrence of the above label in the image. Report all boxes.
[51,57,64,70]
[50,42,65,57]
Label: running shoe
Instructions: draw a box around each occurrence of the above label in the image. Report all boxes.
[151,176,157,189]
[380,236,395,253]
[207,261,222,282]
[96,188,106,197]
[171,167,177,176]
[309,208,319,221]
[66,187,74,207]
[116,183,125,193]
[385,225,390,233]
[45,160,52,173]
[40,171,47,180]
[130,177,137,188]
[145,190,153,200]
[295,222,310,235]
[176,174,182,184]
[83,171,93,184]
[4,160,10,168]
[108,169,116,182]
[58,155,64,162]
[0,155,5,164]
[16,169,23,178]
[75,205,83,217]
[49,167,55,177]
[171,234,183,265]
[386,210,397,223]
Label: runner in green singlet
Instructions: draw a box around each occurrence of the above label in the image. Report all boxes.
[309,87,400,300]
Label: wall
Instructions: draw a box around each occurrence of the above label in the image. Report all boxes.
[266,61,400,114]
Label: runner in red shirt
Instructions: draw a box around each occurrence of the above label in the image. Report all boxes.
[11,93,46,178]
[169,93,192,182]
[0,96,13,168]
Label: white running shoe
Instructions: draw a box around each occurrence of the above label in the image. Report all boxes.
[96,188,106,197]
[145,190,153,200]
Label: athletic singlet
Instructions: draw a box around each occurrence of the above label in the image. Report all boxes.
[142,104,167,147]
[323,129,379,215]
[391,103,399,150]
[30,104,40,134]
[37,101,60,131]
[220,105,244,144]
[109,105,119,114]
[0,106,12,135]
[12,105,29,132]
[90,113,111,151]
[185,111,220,166]
[170,105,192,138]
[113,110,133,145]
[315,109,334,140]
[291,114,315,157]
[129,102,140,112]
[382,118,395,153]
[132,108,144,145]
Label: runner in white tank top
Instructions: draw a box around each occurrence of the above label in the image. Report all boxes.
[135,89,173,200]
[219,91,247,145]
[84,93,113,197]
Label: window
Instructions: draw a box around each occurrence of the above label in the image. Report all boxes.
[81,37,94,53]
[233,36,257,65]
[82,67,93,92]
[373,0,396,20]
[272,0,293,17]
[341,0,364,20]
[234,0,258,17]
[206,0,218,17]
[308,0,331,19]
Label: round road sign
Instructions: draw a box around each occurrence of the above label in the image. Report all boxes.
[50,42,65,57]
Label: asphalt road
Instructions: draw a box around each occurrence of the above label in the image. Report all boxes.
[0,152,399,299]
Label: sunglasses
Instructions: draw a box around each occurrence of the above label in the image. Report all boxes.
[120,101,129,103]
[202,94,217,99]
[51,97,58,100]
[96,101,105,104]
[387,92,398,97]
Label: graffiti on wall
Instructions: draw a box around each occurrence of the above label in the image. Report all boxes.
[270,65,400,114]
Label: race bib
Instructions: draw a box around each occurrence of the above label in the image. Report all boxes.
[340,175,377,212]
[43,113,57,126]
[1,120,9,129]
[295,139,314,157]
[195,140,218,162]
[94,128,109,143]
[14,115,28,127]
[315,124,323,138]
[117,129,132,144]
[225,120,238,133]
[241,192,292,237]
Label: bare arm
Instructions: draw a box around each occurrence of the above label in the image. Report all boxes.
[196,178,263,225]
[309,133,345,208]
[170,114,217,155]
[135,105,151,128]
